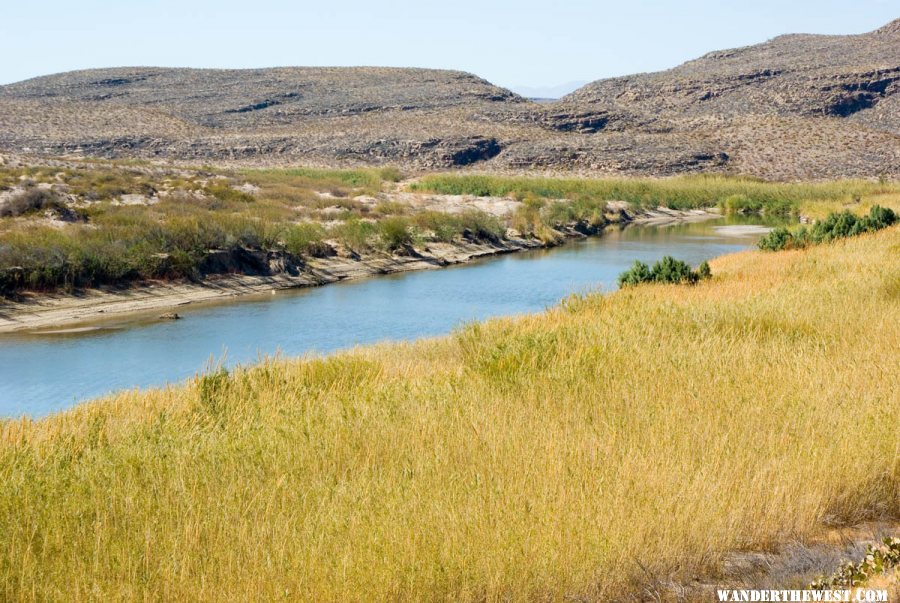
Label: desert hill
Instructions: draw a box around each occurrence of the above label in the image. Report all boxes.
[0,19,898,178]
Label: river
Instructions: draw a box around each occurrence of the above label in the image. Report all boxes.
[0,217,774,416]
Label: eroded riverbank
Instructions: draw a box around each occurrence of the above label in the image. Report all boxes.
[0,207,716,334]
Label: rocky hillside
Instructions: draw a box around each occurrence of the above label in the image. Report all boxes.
[0,19,898,179]
[1,67,523,127]
[565,18,900,124]
[0,67,530,168]
[547,18,900,178]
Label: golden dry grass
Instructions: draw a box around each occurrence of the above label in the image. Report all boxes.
[1,227,898,601]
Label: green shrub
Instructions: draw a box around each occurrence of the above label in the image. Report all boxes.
[330,219,376,253]
[866,204,897,229]
[697,261,712,280]
[758,227,794,251]
[282,223,328,257]
[378,217,414,251]
[618,261,652,287]
[651,256,699,284]
[618,256,708,287]
[813,210,859,241]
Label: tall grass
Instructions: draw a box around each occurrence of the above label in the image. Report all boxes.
[2,227,898,601]
[411,174,900,216]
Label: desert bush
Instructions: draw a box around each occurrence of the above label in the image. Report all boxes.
[412,174,894,216]
[0,163,426,294]
[205,183,256,204]
[374,201,407,216]
[377,166,403,182]
[0,188,65,217]
[61,168,156,200]
[330,218,377,253]
[618,256,710,287]
[0,168,24,191]
[414,211,463,242]
[378,217,414,250]
[810,538,900,590]
[282,223,329,257]
[459,211,504,242]
[543,197,607,228]
[510,197,546,234]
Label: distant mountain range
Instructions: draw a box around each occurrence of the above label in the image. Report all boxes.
[509,81,588,100]
[0,18,897,179]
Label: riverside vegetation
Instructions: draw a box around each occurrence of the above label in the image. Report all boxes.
[1,220,897,600]
[617,256,712,287]
[3,160,900,297]
[411,174,900,218]
[758,205,898,251]
[618,205,897,287]
[0,162,504,295]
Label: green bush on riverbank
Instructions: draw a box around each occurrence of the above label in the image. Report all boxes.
[758,205,897,251]
[618,257,711,286]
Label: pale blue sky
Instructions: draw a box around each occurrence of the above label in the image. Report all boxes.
[0,0,896,90]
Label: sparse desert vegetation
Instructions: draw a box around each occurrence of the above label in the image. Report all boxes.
[1,17,899,181]
[1,224,897,600]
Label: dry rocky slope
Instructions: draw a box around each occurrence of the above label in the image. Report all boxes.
[0,19,898,179]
